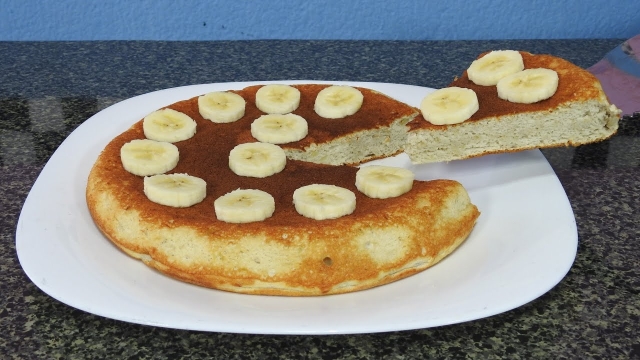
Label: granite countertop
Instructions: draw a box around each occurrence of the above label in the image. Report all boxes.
[1,40,639,359]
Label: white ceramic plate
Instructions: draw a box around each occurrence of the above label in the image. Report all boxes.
[16,81,577,335]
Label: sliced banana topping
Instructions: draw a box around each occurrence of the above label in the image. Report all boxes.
[467,50,524,86]
[120,139,179,176]
[143,173,207,208]
[214,189,276,223]
[355,165,414,199]
[198,91,246,123]
[314,85,364,119]
[497,68,559,104]
[293,184,356,220]
[143,108,197,143]
[420,87,479,125]
[228,142,287,178]
[251,113,309,144]
[255,84,301,114]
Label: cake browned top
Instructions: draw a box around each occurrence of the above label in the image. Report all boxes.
[408,52,610,131]
[89,85,423,231]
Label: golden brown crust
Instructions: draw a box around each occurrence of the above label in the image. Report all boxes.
[86,84,480,296]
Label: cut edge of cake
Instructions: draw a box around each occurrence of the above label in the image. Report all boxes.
[405,96,620,163]
[283,112,417,165]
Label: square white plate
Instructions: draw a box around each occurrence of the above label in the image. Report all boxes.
[16,81,577,335]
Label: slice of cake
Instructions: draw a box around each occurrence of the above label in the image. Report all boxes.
[405,51,621,164]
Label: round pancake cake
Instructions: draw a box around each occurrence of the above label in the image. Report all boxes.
[86,84,480,296]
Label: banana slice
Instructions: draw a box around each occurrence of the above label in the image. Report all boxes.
[255,84,301,114]
[420,87,479,125]
[228,142,286,178]
[198,91,246,123]
[467,50,525,86]
[143,108,197,143]
[497,68,559,104]
[143,173,207,208]
[293,184,356,220]
[314,85,364,119]
[214,189,276,223]
[120,139,180,176]
[251,113,308,144]
[355,165,414,199]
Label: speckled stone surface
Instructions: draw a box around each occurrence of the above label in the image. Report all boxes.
[1,40,639,359]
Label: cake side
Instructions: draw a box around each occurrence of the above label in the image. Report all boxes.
[88,165,479,296]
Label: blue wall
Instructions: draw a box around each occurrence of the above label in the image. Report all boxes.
[2,0,639,41]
